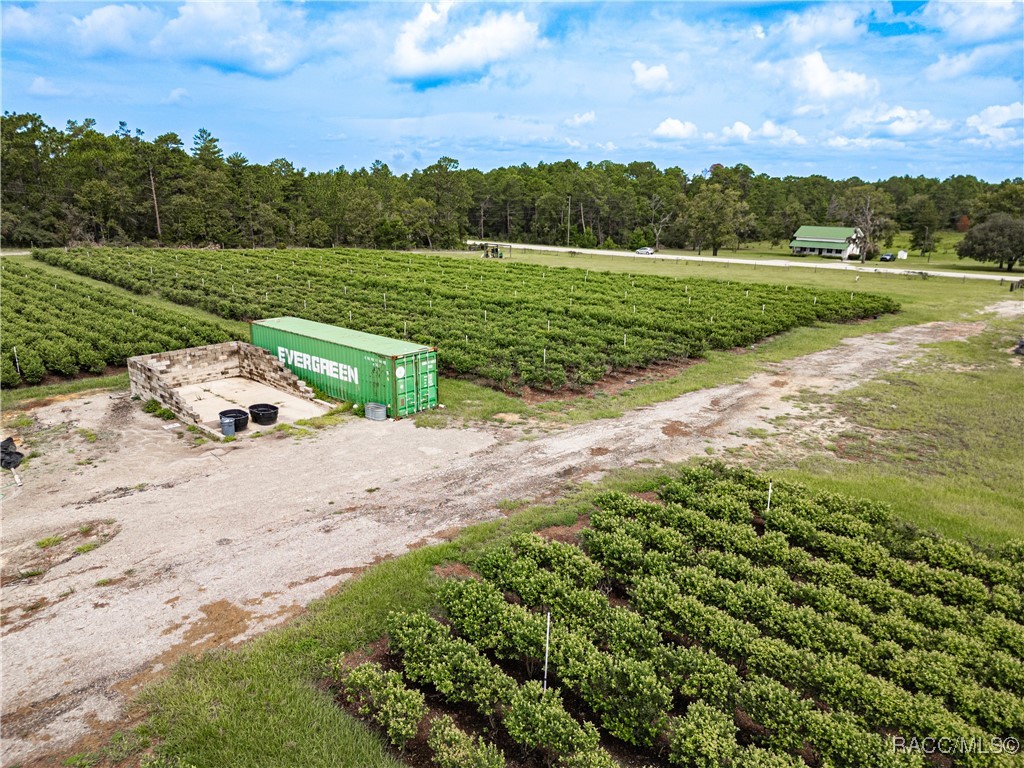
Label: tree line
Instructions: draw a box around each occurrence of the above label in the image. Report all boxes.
[3,112,1022,260]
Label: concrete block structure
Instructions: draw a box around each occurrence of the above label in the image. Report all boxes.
[128,341,316,426]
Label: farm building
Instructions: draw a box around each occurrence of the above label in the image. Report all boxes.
[789,225,861,259]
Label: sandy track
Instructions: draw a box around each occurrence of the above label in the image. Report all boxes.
[1,304,1016,764]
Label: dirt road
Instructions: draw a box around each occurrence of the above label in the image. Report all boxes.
[1,303,1017,764]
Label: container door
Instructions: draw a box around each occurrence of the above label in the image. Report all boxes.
[392,352,436,417]
[369,358,390,411]
[417,352,437,411]
[394,355,417,418]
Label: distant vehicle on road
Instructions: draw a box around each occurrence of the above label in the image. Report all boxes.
[880,252,896,262]
[635,247,654,255]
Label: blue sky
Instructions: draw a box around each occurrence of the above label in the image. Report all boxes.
[2,1,1022,181]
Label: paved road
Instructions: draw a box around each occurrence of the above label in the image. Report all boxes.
[466,240,1020,283]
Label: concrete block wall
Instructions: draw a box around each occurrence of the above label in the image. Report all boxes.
[238,345,316,399]
[128,341,315,424]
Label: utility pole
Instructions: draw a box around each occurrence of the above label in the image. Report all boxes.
[567,195,571,246]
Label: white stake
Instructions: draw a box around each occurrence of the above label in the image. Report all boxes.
[543,611,552,692]
[766,480,773,513]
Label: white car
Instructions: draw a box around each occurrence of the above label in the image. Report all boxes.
[635,247,654,255]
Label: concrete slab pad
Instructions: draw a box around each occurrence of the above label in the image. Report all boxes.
[176,377,330,434]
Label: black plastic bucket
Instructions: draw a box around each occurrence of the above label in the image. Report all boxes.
[248,403,279,426]
[218,409,248,431]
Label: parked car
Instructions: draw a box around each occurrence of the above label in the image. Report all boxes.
[635,247,654,255]
[880,252,896,262]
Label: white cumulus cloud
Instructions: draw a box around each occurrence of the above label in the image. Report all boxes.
[721,121,752,142]
[919,0,1023,42]
[565,111,595,127]
[73,3,162,55]
[703,119,806,145]
[845,104,953,137]
[966,102,1024,144]
[793,51,878,99]
[772,4,869,46]
[632,61,671,92]
[151,2,309,76]
[757,120,807,145]
[924,44,1018,81]
[653,118,698,139]
[1,5,58,40]
[391,2,538,84]
[596,141,617,152]
[827,135,902,150]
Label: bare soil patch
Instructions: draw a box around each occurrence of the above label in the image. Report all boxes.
[0,308,1004,764]
[536,515,591,545]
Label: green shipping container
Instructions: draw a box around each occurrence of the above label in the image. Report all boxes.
[250,317,438,418]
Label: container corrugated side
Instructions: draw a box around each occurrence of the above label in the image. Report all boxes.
[250,321,438,418]
[251,323,388,405]
[253,316,430,357]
